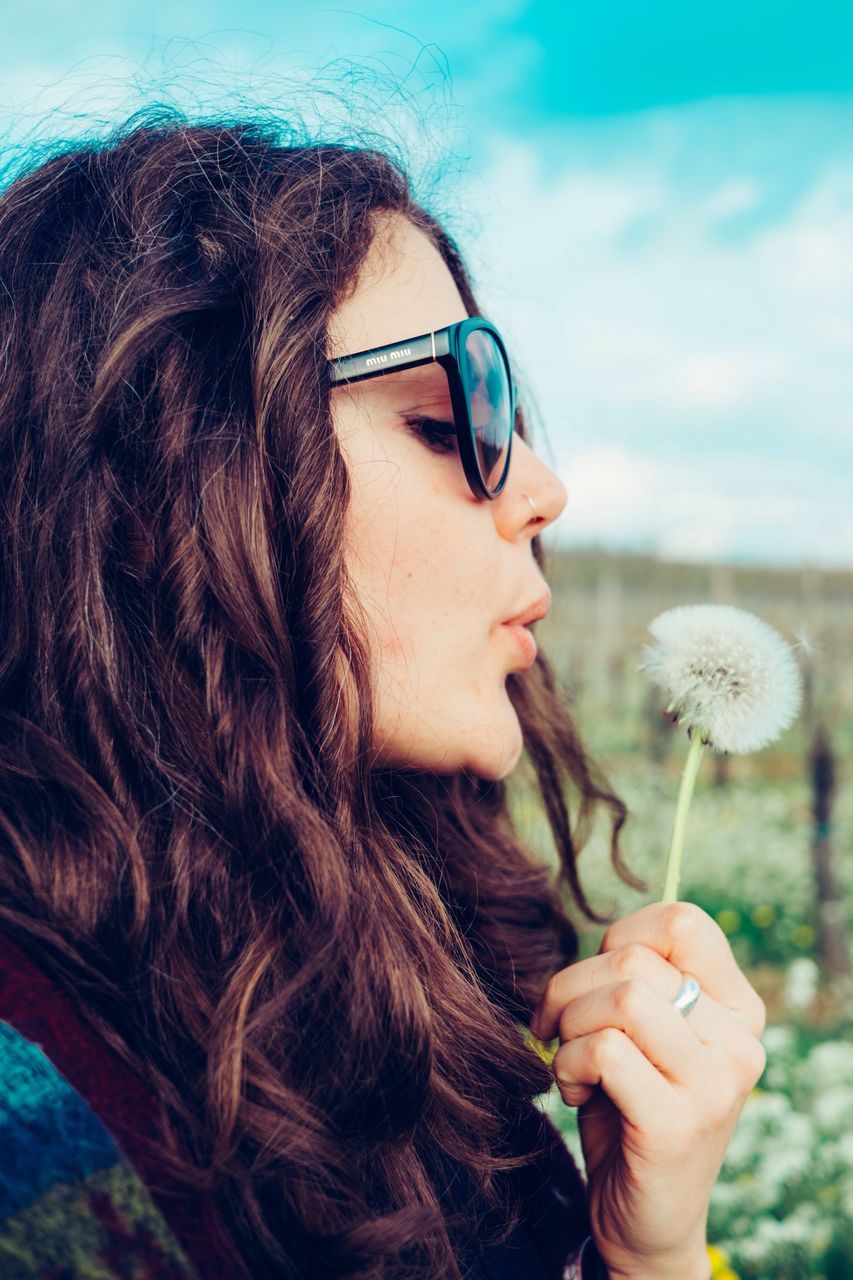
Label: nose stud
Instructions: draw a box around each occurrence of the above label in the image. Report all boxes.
[523,493,538,522]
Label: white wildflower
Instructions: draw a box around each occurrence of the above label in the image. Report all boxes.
[801,1040,853,1091]
[783,956,820,1014]
[761,1023,796,1059]
[837,1130,853,1167]
[641,603,802,753]
[640,603,802,901]
[812,1086,853,1136]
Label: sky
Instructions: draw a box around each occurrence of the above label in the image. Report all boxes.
[2,1,852,567]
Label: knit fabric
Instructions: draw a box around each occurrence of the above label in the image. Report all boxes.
[0,1017,198,1278]
[0,930,592,1279]
[0,931,250,1280]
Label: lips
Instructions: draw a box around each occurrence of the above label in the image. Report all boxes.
[501,589,552,628]
[502,622,539,668]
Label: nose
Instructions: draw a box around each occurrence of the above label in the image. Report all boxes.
[493,436,568,537]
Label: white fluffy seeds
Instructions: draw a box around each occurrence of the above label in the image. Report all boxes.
[641,604,803,754]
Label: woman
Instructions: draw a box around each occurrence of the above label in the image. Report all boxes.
[0,113,766,1279]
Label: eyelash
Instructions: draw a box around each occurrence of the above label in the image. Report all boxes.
[402,413,458,454]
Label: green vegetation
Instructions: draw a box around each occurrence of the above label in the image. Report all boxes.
[511,548,853,1280]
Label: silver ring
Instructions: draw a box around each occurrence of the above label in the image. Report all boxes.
[523,493,538,521]
[672,974,701,1017]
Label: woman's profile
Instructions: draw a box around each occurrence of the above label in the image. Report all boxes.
[0,110,766,1279]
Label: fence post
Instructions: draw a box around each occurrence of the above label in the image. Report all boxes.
[809,722,851,982]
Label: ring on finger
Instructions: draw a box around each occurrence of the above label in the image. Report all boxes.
[671,973,701,1017]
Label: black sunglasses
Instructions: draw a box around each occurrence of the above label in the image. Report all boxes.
[327,315,518,500]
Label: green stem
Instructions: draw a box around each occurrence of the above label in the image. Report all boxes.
[661,731,706,903]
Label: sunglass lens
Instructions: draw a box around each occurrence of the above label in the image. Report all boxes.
[464,328,513,494]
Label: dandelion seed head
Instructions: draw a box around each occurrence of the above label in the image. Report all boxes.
[640,603,802,754]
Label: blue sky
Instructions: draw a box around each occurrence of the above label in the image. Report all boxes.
[3,2,852,565]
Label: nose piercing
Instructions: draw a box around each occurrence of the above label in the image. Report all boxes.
[523,493,538,522]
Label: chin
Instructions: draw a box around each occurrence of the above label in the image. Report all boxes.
[479,749,523,782]
[371,691,523,777]
[465,725,525,781]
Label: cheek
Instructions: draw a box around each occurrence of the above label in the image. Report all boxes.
[344,525,429,671]
[377,611,418,664]
[379,563,438,664]
[340,433,490,672]
[384,569,494,689]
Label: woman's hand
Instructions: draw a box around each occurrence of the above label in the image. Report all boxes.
[530,902,767,1280]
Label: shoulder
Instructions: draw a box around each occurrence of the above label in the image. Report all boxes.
[0,1016,199,1277]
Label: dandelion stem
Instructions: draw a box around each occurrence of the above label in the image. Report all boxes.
[662,731,706,902]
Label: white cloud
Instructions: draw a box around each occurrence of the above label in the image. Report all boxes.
[554,444,741,561]
[455,118,853,564]
[553,443,852,566]
[755,165,853,302]
[697,178,762,224]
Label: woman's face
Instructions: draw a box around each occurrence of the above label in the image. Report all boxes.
[328,212,568,780]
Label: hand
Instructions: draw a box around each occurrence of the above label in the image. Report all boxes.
[530,902,766,1280]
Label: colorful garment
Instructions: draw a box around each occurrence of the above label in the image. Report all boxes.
[0,1016,199,1278]
[0,929,601,1278]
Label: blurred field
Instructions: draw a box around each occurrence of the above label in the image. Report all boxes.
[512,548,853,1280]
[512,547,853,985]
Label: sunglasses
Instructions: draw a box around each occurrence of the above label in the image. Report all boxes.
[327,315,518,500]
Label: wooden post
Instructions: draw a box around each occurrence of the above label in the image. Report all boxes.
[712,751,730,788]
[810,723,851,981]
[645,683,672,764]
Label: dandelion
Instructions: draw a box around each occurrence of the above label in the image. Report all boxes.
[640,604,802,902]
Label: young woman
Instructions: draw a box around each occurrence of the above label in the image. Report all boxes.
[0,114,766,1280]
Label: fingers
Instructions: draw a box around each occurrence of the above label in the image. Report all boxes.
[554,978,707,1087]
[599,902,765,1035]
[548,977,768,1121]
[552,1026,670,1126]
[533,941,681,1042]
[535,939,745,1048]
[555,962,758,1059]
[531,902,765,1043]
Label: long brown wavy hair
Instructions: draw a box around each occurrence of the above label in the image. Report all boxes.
[0,108,641,1278]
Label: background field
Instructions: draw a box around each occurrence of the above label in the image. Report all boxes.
[513,548,853,1280]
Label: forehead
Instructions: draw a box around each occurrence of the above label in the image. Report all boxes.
[326,211,469,360]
